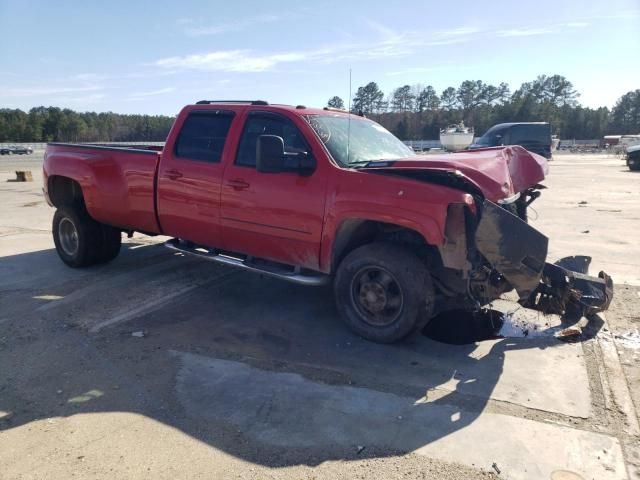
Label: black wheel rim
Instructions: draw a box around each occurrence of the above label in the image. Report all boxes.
[350,266,404,327]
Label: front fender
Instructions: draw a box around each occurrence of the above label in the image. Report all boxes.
[319,210,446,273]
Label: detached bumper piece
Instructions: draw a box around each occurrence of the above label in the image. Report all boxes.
[475,201,614,316]
[520,256,613,316]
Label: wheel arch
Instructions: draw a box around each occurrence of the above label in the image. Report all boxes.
[47,175,86,208]
[327,218,443,274]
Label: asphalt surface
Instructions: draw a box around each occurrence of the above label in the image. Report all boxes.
[0,151,639,479]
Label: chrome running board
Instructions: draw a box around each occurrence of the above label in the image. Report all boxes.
[165,238,330,286]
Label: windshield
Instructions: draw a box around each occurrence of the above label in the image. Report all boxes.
[304,114,414,166]
[473,135,491,146]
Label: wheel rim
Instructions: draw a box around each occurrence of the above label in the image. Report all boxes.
[58,217,79,257]
[350,266,404,327]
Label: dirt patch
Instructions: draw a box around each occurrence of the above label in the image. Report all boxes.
[602,284,640,429]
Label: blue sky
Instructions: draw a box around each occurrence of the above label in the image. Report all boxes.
[1,0,639,115]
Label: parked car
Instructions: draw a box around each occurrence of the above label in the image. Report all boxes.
[12,145,34,155]
[469,122,552,159]
[627,144,640,171]
[43,101,612,343]
[0,145,33,155]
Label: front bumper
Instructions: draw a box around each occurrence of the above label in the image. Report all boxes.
[474,200,613,315]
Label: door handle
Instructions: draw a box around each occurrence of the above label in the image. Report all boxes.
[227,178,250,190]
[166,169,183,180]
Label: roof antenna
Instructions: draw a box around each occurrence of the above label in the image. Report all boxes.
[347,68,352,164]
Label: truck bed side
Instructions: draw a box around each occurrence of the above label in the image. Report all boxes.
[44,143,162,234]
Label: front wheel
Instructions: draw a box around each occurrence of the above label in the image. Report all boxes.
[334,242,434,343]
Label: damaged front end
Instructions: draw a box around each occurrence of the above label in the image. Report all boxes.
[474,200,613,316]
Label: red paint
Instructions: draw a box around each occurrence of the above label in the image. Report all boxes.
[44,103,548,274]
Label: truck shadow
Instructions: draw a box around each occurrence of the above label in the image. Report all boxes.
[0,245,604,468]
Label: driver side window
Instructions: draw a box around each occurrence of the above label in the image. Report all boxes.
[235,114,309,167]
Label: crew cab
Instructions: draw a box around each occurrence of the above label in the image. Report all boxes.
[43,101,613,343]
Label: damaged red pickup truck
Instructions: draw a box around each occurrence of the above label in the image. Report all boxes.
[43,100,613,343]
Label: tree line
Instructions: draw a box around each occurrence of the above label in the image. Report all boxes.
[0,107,175,143]
[328,75,640,140]
[1,75,638,142]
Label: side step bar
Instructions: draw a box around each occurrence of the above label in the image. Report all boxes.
[165,238,330,286]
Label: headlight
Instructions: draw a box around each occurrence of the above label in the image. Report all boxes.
[497,192,521,205]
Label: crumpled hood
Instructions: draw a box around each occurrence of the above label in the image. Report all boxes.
[368,146,548,201]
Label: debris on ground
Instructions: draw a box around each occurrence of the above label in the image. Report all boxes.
[578,201,588,206]
[581,230,590,234]
[497,310,583,340]
[131,331,145,338]
[356,445,365,454]
[497,312,551,338]
[13,171,33,182]
[556,327,582,338]
[492,462,501,474]
[615,330,640,349]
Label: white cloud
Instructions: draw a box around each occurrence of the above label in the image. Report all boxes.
[497,27,552,37]
[152,15,595,75]
[0,85,103,98]
[563,22,590,28]
[434,26,482,38]
[49,93,106,105]
[128,87,176,99]
[71,73,107,82]
[496,21,590,38]
[153,50,306,72]
[153,30,433,74]
[184,14,282,36]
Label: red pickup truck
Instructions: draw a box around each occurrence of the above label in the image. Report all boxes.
[43,100,613,342]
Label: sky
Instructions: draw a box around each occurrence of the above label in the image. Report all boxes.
[1,0,639,116]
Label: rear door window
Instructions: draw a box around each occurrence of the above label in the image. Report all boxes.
[174,110,234,162]
[235,113,309,167]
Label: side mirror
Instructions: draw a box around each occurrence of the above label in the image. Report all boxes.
[256,134,316,176]
[256,135,285,173]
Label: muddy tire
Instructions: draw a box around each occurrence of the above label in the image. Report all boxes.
[334,242,434,343]
[52,206,104,268]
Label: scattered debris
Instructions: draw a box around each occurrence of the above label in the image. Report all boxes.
[131,331,145,338]
[492,462,501,474]
[13,171,33,182]
[497,311,555,338]
[356,445,365,454]
[614,330,640,350]
[557,327,582,338]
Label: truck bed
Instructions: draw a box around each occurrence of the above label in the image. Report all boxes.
[44,143,162,233]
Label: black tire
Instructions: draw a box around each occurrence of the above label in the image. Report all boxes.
[97,224,122,264]
[52,206,104,267]
[334,242,434,343]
